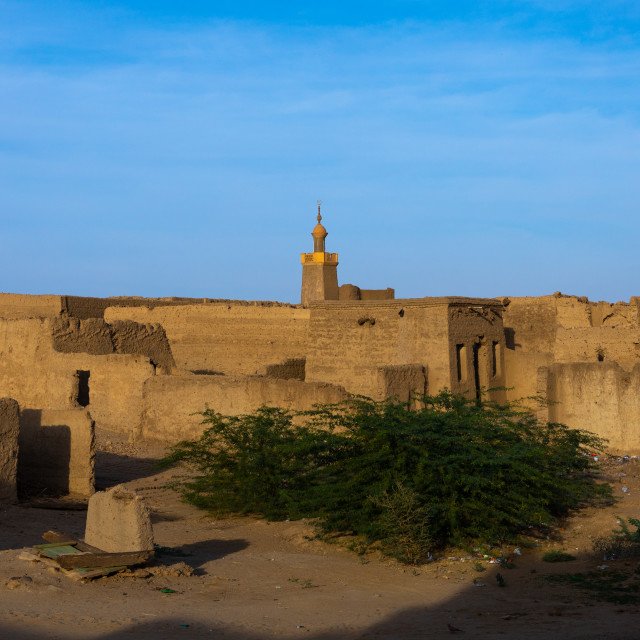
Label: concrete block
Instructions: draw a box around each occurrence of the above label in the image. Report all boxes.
[0,398,20,504]
[84,485,154,552]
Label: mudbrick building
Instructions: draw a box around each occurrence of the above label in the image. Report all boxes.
[1,206,639,502]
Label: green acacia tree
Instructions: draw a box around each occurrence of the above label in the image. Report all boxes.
[162,392,609,563]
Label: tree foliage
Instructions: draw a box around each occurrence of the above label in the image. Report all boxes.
[163,392,609,562]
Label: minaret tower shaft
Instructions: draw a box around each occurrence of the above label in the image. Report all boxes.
[300,203,339,306]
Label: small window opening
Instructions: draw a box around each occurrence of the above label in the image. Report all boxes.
[456,344,467,383]
[398,308,405,317]
[76,370,90,407]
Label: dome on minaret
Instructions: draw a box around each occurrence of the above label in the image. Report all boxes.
[312,202,328,240]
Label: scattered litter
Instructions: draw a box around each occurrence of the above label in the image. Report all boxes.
[447,623,464,634]
[621,486,630,494]
[513,547,522,556]
[159,587,177,594]
[597,565,609,570]
[19,530,154,581]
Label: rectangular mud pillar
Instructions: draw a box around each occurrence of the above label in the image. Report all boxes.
[18,409,95,498]
[0,398,20,504]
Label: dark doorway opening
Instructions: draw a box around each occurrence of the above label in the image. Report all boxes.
[76,370,90,407]
[472,343,482,403]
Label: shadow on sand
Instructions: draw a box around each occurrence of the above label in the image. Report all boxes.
[95,451,161,490]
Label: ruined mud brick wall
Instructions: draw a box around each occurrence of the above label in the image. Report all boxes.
[305,297,504,401]
[18,409,95,497]
[0,398,20,504]
[104,303,310,376]
[0,318,155,436]
[539,363,640,452]
[61,295,257,319]
[447,303,506,401]
[0,292,285,321]
[502,296,557,401]
[305,299,447,398]
[139,374,348,442]
[503,295,640,402]
[51,316,175,372]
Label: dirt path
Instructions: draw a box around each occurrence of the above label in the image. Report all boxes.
[1,433,638,639]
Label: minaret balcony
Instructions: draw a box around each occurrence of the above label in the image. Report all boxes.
[300,252,339,265]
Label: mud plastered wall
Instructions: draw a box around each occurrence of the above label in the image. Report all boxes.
[305,300,447,397]
[105,303,310,375]
[0,398,20,504]
[306,298,502,400]
[448,304,506,402]
[18,408,95,497]
[541,362,640,453]
[0,293,63,319]
[0,318,154,436]
[376,365,427,405]
[503,295,640,402]
[139,374,348,442]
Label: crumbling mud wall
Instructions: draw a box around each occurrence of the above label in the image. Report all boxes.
[139,374,348,442]
[0,292,290,321]
[448,303,506,402]
[105,303,310,375]
[62,295,230,319]
[51,317,175,372]
[306,299,448,397]
[503,294,640,402]
[0,398,20,504]
[540,362,640,453]
[306,297,503,400]
[0,318,155,436]
[18,408,95,497]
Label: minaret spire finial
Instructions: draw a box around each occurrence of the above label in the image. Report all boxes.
[317,200,322,223]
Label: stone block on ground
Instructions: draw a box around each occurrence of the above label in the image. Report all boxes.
[0,398,20,504]
[84,485,154,552]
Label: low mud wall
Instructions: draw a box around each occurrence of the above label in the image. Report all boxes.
[139,374,348,442]
[18,408,95,497]
[105,303,309,375]
[541,362,640,453]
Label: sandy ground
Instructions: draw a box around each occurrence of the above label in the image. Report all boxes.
[1,431,639,640]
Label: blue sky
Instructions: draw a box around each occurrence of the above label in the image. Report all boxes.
[1,1,640,302]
